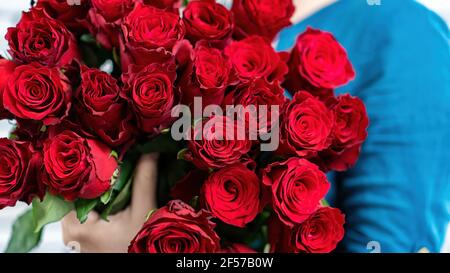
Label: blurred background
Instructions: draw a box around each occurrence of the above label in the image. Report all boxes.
[0,0,449,253]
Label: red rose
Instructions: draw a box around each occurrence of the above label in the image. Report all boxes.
[283,27,355,93]
[6,8,79,67]
[224,36,288,83]
[0,58,16,119]
[185,115,253,170]
[232,0,295,42]
[120,3,184,66]
[42,130,117,201]
[176,42,231,108]
[0,139,44,209]
[262,158,330,226]
[142,0,181,13]
[3,63,71,126]
[75,66,134,147]
[36,0,90,33]
[129,200,220,253]
[201,164,260,227]
[122,62,177,134]
[88,0,136,49]
[221,243,257,253]
[280,91,334,157]
[223,79,286,135]
[291,207,345,253]
[183,0,233,44]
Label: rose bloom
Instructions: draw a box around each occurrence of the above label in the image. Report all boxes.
[284,27,355,93]
[280,91,334,157]
[185,115,253,170]
[122,62,177,134]
[183,0,233,44]
[176,42,231,108]
[0,57,16,119]
[223,79,286,135]
[221,243,257,253]
[75,66,134,147]
[224,36,288,83]
[42,130,117,201]
[2,63,71,126]
[6,8,79,67]
[142,0,181,12]
[201,164,260,227]
[129,200,220,253]
[232,0,295,42]
[88,0,136,49]
[262,158,330,226]
[36,0,90,33]
[0,139,43,209]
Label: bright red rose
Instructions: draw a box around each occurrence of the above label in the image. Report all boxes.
[88,0,136,49]
[232,0,295,42]
[36,0,90,33]
[224,36,288,83]
[284,27,355,93]
[183,0,233,44]
[223,79,285,135]
[280,91,334,157]
[176,42,231,108]
[142,0,181,12]
[262,158,330,226]
[122,62,177,134]
[3,63,71,126]
[201,164,260,227]
[75,66,134,147]
[0,139,44,209]
[291,207,345,253]
[129,200,221,253]
[6,8,79,67]
[42,130,117,201]
[0,58,16,119]
[221,243,257,253]
[185,115,253,170]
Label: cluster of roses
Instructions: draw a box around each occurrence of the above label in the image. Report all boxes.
[0,0,368,253]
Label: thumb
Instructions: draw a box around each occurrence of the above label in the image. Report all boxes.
[130,153,159,222]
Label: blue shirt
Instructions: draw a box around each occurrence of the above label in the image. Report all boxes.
[277,0,450,252]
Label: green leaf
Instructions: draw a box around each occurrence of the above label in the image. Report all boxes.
[145,209,156,221]
[100,178,132,220]
[320,199,330,207]
[112,47,120,65]
[80,34,96,44]
[5,209,42,253]
[177,148,189,160]
[32,193,73,233]
[109,150,119,160]
[75,199,99,224]
[100,189,113,205]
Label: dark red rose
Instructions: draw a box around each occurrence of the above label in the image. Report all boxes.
[129,200,221,253]
[185,115,253,170]
[42,130,117,201]
[171,169,208,203]
[221,243,257,253]
[36,0,90,33]
[279,91,334,157]
[224,36,288,83]
[120,3,184,70]
[6,8,79,67]
[0,139,44,209]
[183,0,233,44]
[283,27,355,93]
[142,0,181,12]
[3,63,71,126]
[0,58,16,119]
[223,79,285,135]
[88,0,136,49]
[122,62,177,134]
[201,164,260,227]
[176,42,231,108]
[290,207,345,253]
[75,66,134,147]
[262,158,330,226]
[232,0,295,42]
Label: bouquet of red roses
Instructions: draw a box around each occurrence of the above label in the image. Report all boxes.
[0,0,368,253]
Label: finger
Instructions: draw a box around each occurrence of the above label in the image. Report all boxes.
[61,211,100,244]
[131,153,159,221]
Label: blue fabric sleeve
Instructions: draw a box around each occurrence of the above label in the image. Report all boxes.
[277,0,450,252]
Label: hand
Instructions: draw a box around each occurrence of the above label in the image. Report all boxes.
[61,153,159,253]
